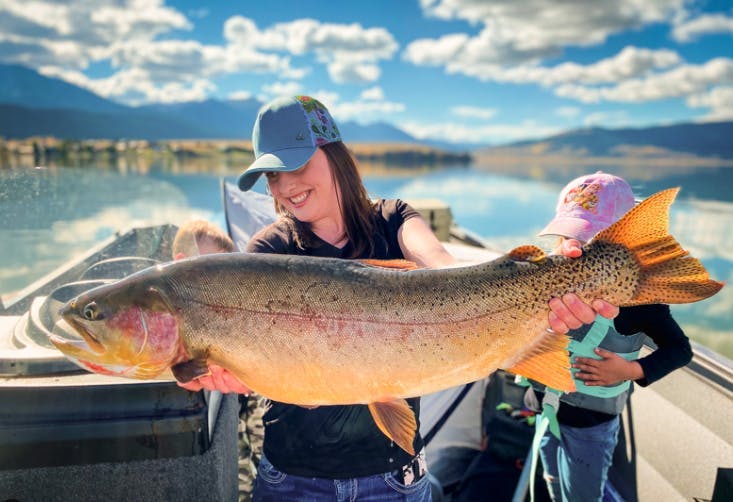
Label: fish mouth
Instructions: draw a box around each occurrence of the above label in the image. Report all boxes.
[52,307,107,355]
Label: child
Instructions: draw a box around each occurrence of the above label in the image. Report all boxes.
[172,219,235,258]
[531,172,693,502]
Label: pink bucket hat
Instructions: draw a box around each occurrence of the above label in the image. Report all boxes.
[539,171,636,242]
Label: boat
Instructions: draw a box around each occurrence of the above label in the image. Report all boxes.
[1,182,731,501]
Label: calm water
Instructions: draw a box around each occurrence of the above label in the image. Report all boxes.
[1,162,731,358]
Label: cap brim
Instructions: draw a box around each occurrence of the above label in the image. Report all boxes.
[538,217,599,243]
[238,146,316,191]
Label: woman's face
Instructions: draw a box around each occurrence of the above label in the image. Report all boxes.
[265,148,342,224]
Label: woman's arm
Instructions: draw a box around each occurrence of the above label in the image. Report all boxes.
[397,216,457,268]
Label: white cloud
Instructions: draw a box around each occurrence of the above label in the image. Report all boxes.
[328,99,405,122]
[306,91,404,122]
[89,1,192,40]
[555,106,581,118]
[687,86,733,121]
[408,42,681,87]
[261,81,303,98]
[0,4,398,104]
[229,90,253,100]
[673,13,733,42]
[327,61,381,84]
[0,0,191,68]
[582,110,632,127]
[222,16,397,84]
[398,119,561,144]
[264,19,397,60]
[451,106,496,120]
[555,57,733,104]
[253,18,398,84]
[38,65,215,105]
[409,0,685,68]
[360,87,385,100]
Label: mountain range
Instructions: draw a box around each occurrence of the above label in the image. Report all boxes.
[1,63,732,159]
[0,64,427,146]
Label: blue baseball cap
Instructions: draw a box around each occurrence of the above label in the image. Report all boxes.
[238,95,342,191]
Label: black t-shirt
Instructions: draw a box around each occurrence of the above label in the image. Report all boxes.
[556,303,692,427]
[244,199,423,478]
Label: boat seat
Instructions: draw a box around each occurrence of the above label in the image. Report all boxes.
[79,256,160,280]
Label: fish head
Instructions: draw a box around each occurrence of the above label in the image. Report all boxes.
[50,280,182,379]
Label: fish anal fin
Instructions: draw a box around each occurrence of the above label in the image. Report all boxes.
[171,358,209,383]
[358,259,420,271]
[593,188,723,305]
[507,331,575,392]
[508,245,547,263]
[368,399,417,455]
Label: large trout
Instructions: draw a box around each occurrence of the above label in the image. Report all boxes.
[50,188,722,454]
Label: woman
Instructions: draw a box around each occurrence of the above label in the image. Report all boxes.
[180,95,616,501]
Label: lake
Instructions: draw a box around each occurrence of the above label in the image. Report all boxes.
[1,160,731,359]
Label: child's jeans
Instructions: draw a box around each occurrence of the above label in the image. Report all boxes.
[539,416,622,502]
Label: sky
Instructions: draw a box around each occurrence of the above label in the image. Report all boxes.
[1,0,732,145]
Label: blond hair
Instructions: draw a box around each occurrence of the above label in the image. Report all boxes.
[172,220,235,258]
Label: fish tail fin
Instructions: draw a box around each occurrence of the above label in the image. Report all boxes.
[368,399,417,456]
[507,330,575,392]
[594,187,724,305]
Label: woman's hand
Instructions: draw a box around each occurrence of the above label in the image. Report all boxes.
[548,238,619,334]
[176,364,252,395]
[573,348,644,386]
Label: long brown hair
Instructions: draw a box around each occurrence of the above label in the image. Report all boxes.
[272,141,377,257]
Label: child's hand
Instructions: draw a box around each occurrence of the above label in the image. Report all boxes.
[573,348,644,386]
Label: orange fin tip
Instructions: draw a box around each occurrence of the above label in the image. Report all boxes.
[506,330,575,392]
[358,259,420,271]
[368,399,417,455]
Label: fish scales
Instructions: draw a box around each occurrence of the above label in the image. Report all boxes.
[87,244,627,404]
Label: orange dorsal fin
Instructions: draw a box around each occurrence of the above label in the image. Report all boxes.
[508,245,548,263]
[358,259,420,271]
[506,330,575,392]
[368,399,417,455]
[593,188,723,305]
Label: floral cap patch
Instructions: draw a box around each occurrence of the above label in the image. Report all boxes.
[296,95,341,146]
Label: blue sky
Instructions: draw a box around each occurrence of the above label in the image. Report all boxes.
[1,0,732,144]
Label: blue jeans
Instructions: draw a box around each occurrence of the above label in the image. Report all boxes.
[252,454,433,502]
[538,417,622,502]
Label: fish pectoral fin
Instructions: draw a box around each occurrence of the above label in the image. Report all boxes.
[368,399,417,456]
[171,358,210,383]
[507,245,547,263]
[357,259,420,271]
[507,330,576,392]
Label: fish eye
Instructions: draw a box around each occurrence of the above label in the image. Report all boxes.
[82,302,102,321]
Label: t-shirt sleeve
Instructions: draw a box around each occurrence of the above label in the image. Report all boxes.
[373,199,421,259]
[378,198,420,231]
[245,221,291,254]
